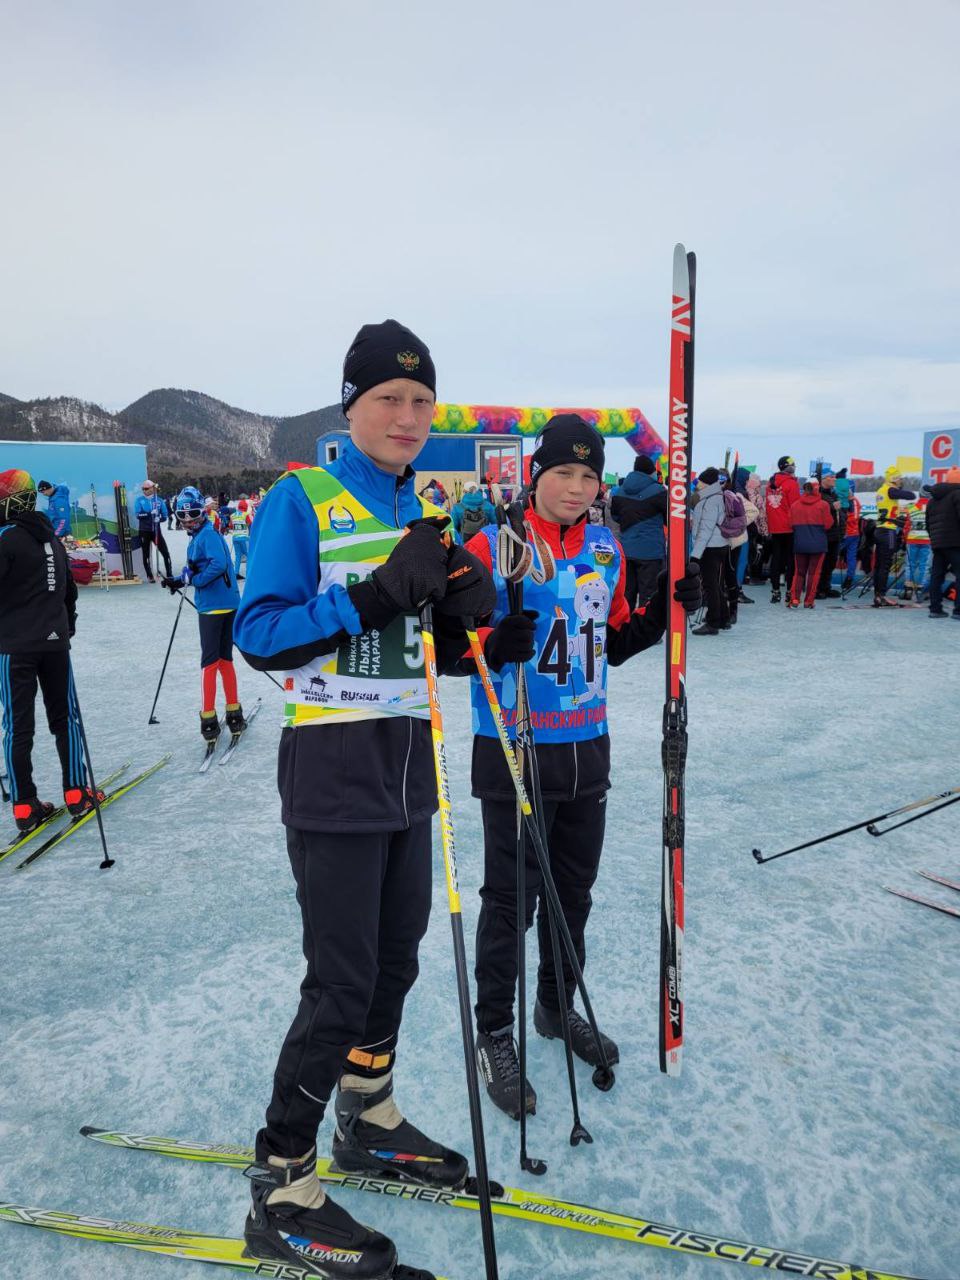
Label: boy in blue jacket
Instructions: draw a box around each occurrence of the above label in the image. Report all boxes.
[232,319,495,1279]
[161,487,244,741]
[36,480,72,538]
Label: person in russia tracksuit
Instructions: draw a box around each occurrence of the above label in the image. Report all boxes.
[134,479,173,582]
[36,480,72,538]
[161,487,245,742]
[787,480,833,608]
[231,319,496,1280]
[0,469,102,834]
[463,415,701,1119]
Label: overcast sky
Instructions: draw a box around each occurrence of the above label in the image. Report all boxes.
[2,0,957,474]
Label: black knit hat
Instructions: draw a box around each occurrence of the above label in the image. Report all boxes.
[342,319,436,413]
[634,454,656,474]
[530,414,605,485]
[698,466,720,485]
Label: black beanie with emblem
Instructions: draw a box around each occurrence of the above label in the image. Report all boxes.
[530,414,605,485]
[341,319,436,413]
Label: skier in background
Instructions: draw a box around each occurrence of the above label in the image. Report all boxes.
[764,455,800,603]
[462,415,701,1118]
[0,469,102,833]
[134,479,172,583]
[233,318,495,1279]
[161,486,245,744]
[36,479,72,539]
[229,496,252,580]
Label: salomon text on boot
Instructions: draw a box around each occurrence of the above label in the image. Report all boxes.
[475,1027,537,1121]
[244,1141,397,1280]
[332,1067,468,1190]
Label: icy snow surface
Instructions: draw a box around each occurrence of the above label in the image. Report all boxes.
[1,530,957,1280]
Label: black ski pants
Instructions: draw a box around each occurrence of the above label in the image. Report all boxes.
[139,527,172,580]
[817,540,840,594]
[929,546,960,615]
[262,820,432,1159]
[873,528,897,597]
[698,545,729,629]
[768,532,794,592]
[0,650,86,804]
[625,558,664,611]
[474,791,606,1033]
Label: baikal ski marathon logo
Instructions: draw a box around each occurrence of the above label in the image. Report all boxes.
[396,350,420,372]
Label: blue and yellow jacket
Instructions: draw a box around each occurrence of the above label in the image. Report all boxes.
[234,440,468,833]
[182,520,240,614]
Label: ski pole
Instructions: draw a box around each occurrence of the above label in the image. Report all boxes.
[148,591,186,724]
[753,784,960,864]
[867,791,960,837]
[67,663,115,871]
[176,589,284,692]
[465,626,615,1097]
[419,603,499,1280]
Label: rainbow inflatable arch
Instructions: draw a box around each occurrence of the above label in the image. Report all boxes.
[431,404,664,457]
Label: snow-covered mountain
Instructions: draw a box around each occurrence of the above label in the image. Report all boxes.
[0,388,344,470]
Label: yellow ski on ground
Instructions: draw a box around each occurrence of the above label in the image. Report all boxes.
[79,1127,926,1279]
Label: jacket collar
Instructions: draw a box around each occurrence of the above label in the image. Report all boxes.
[332,439,416,524]
[524,503,589,557]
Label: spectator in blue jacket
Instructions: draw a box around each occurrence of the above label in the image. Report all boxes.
[610,456,666,607]
[37,480,71,538]
[451,482,496,544]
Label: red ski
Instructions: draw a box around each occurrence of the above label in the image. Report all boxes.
[659,244,695,1076]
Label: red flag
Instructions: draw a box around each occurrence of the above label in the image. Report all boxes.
[849,458,874,475]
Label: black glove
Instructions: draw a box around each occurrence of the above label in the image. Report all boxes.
[434,544,497,621]
[160,576,183,594]
[673,560,702,613]
[484,610,538,671]
[347,516,450,631]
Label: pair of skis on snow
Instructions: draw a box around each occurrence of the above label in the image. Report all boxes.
[884,871,960,920]
[0,757,171,870]
[199,699,263,773]
[0,1124,927,1280]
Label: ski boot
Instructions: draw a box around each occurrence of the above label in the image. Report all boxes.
[533,999,620,1070]
[786,599,800,609]
[200,711,221,742]
[770,589,782,604]
[475,1028,537,1120]
[873,595,896,608]
[244,1141,397,1280]
[841,576,853,592]
[803,602,815,609]
[902,586,914,601]
[332,1069,468,1190]
[12,797,54,834]
[64,785,106,817]
[737,590,754,604]
[225,703,246,735]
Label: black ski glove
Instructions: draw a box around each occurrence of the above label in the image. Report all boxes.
[484,610,538,671]
[347,516,450,632]
[433,544,497,621]
[664,560,702,614]
[160,575,183,594]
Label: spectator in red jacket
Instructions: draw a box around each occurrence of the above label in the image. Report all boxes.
[788,480,834,608]
[764,456,801,603]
